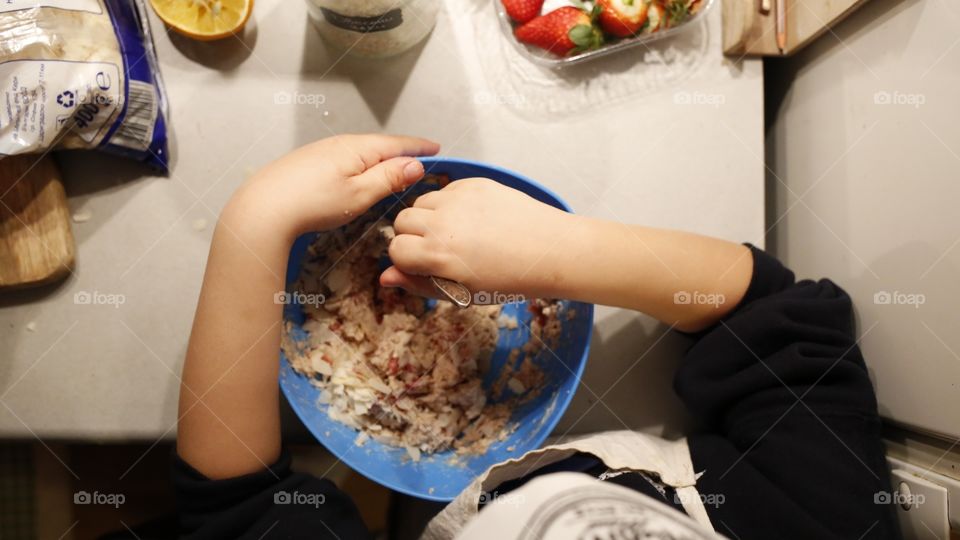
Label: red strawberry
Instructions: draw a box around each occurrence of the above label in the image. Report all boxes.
[502,0,545,24]
[597,0,649,38]
[514,6,604,56]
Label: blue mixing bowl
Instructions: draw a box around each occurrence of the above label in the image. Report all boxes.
[279,157,594,501]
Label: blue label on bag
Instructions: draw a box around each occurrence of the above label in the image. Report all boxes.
[100,0,169,170]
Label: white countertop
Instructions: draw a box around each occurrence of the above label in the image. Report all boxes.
[0,0,763,440]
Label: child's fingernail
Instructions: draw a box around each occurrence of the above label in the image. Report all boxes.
[402,160,424,183]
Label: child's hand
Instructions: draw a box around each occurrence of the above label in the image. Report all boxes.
[380,178,572,298]
[226,134,440,240]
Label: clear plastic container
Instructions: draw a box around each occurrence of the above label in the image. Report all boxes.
[496,0,715,68]
[305,0,440,58]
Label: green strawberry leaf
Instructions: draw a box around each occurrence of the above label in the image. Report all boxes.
[568,24,593,46]
[666,0,689,24]
[569,24,603,53]
[588,3,602,20]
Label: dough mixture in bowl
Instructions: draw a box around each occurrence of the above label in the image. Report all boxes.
[282,210,557,459]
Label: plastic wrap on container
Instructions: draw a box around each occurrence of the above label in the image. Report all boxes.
[0,0,169,170]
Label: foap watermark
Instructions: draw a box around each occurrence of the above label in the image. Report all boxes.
[274,291,326,308]
[74,490,125,508]
[873,290,925,309]
[873,90,925,109]
[874,489,925,509]
[273,91,327,108]
[74,290,125,308]
[478,490,525,507]
[673,91,725,108]
[473,291,525,305]
[274,490,326,508]
[674,490,726,509]
[673,290,725,308]
[472,90,526,107]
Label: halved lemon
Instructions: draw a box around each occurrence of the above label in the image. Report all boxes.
[149,0,253,41]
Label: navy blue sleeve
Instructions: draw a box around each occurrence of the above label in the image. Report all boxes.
[676,245,901,539]
[173,450,370,540]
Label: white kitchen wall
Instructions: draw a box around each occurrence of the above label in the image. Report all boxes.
[766,0,959,441]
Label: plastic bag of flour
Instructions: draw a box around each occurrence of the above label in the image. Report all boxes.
[0,0,169,170]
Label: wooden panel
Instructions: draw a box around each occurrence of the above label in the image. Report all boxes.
[723,0,873,57]
[0,155,75,289]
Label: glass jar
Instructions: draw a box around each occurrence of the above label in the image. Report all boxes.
[305,0,440,58]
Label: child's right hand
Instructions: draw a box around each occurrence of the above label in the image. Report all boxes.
[381,178,574,299]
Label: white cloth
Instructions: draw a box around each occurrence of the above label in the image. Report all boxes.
[456,473,719,540]
[422,431,718,540]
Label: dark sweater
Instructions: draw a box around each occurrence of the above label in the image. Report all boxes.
[172,245,900,539]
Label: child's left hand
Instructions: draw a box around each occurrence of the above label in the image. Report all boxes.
[179,134,437,479]
[226,134,440,240]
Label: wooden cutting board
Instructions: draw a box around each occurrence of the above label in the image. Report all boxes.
[0,154,75,289]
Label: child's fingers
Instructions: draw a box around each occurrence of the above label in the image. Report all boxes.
[411,178,475,209]
[412,190,446,209]
[352,157,425,207]
[440,178,471,190]
[394,207,431,236]
[379,266,439,299]
[387,234,442,276]
[344,134,440,162]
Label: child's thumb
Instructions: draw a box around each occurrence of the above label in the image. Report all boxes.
[379,266,439,299]
[353,157,424,206]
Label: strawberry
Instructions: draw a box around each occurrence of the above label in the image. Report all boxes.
[644,1,666,32]
[502,0,545,24]
[597,0,649,38]
[664,0,692,27]
[514,6,604,56]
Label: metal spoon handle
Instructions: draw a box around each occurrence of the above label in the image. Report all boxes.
[430,276,472,308]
